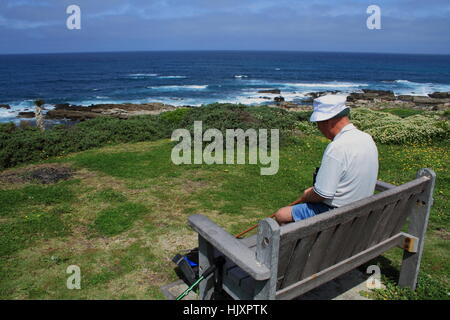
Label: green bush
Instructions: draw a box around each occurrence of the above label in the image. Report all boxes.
[351,108,450,145]
[0,104,305,170]
[0,105,448,170]
[296,121,320,135]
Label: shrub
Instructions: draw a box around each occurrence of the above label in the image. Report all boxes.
[0,104,302,170]
[351,108,450,145]
[0,105,448,170]
[296,121,320,135]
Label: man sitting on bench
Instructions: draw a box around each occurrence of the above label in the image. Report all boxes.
[275,94,379,224]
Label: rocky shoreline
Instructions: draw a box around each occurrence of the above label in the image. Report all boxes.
[277,89,450,112]
[4,89,450,122]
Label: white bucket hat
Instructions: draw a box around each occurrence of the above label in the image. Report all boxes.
[310,94,349,122]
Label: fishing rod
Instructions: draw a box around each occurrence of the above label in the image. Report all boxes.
[234,198,302,238]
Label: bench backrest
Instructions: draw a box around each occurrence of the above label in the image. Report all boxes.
[275,174,432,291]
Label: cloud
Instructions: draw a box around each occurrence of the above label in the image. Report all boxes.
[0,0,448,54]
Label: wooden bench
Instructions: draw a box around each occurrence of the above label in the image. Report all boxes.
[188,168,436,300]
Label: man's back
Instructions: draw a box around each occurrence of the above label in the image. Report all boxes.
[314,123,379,208]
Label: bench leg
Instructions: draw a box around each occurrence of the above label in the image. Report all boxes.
[254,218,280,300]
[398,169,435,290]
[198,235,215,300]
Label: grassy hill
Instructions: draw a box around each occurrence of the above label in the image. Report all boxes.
[0,105,448,299]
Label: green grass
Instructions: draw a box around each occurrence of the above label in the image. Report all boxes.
[0,107,448,300]
[92,202,149,236]
[0,180,78,217]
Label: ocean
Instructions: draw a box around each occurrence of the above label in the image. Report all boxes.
[1,51,450,123]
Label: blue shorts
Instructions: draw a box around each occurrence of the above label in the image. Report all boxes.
[291,202,334,222]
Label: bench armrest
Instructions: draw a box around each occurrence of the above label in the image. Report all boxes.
[376,180,396,192]
[188,214,271,281]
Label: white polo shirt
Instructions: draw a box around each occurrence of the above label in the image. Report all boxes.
[313,123,379,208]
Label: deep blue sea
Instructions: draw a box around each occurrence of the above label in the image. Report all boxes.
[1,51,450,123]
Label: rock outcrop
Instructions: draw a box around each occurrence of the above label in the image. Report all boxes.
[18,111,35,118]
[44,103,178,121]
[428,91,450,99]
[347,89,396,102]
[258,89,281,94]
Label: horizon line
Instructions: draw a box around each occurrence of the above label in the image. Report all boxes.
[1,49,450,57]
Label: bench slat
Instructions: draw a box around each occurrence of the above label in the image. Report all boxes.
[352,204,386,254]
[280,233,318,288]
[300,226,337,279]
[388,193,420,237]
[317,218,355,271]
[276,240,297,289]
[368,201,398,245]
[375,180,396,192]
[335,213,370,263]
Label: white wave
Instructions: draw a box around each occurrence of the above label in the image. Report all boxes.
[234,75,248,78]
[9,100,35,109]
[157,75,187,79]
[127,73,158,78]
[148,85,208,91]
[0,108,16,119]
[394,80,414,84]
[236,79,368,91]
[283,82,369,88]
[389,80,450,96]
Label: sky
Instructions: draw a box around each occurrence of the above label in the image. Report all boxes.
[0,0,449,55]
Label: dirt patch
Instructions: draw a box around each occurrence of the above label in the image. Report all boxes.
[0,164,74,185]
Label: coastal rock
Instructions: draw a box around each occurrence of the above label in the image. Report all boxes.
[45,102,177,121]
[274,96,285,103]
[18,111,35,118]
[397,95,414,102]
[431,104,448,111]
[54,103,71,109]
[306,91,341,99]
[0,104,10,109]
[411,96,450,105]
[347,90,395,102]
[428,91,450,99]
[258,89,281,94]
[278,102,299,109]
